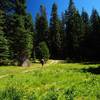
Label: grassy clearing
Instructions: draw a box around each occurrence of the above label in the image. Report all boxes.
[0,61,100,100]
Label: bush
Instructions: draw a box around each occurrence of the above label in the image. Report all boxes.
[36,41,50,62]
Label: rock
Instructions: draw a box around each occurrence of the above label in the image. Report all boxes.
[22,59,30,67]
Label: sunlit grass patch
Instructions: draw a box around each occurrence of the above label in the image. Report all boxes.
[0,61,100,99]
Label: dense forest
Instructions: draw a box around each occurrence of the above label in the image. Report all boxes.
[1,0,100,66]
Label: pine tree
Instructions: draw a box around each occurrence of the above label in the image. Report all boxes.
[65,0,84,59]
[80,9,90,59]
[15,0,26,15]
[81,9,90,37]
[5,0,33,66]
[0,10,9,65]
[0,0,13,12]
[14,0,33,66]
[0,0,34,66]
[34,5,49,60]
[35,5,48,44]
[73,11,85,58]
[24,14,35,59]
[87,9,100,60]
[60,12,66,58]
[35,13,41,45]
[49,3,61,59]
[2,1,17,62]
[65,0,76,58]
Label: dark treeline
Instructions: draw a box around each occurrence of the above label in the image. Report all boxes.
[0,0,100,66]
[35,0,100,61]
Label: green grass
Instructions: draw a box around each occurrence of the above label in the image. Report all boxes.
[0,61,100,100]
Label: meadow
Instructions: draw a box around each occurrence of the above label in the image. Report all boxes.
[0,60,100,100]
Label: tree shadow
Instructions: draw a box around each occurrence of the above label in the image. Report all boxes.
[82,61,100,65]
[82,66,100,75]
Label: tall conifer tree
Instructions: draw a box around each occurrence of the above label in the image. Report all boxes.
[5,0,34,66]
[0,10,9,65]
[87,9,100,59]
[80,9,90,59]
[65,0,84,59]
[49,3,61,58]
[35,5,48,44]
[65,0,76,58]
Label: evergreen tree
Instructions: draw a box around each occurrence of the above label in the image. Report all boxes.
[86,9,100,60]
[35,5,49,60]
[15,0,26,15]
[2,1,16,61]
[73,11,85,58]
[24,14,35,59]
[60,12,66,58]
[35,5,48,44]
[0,0,14,12]
[80,9,90,59]
[49,3,61,59]
[65,0,84,59]
[0,10,9,65]
[1,0,34,65]
[65,0,76,58]
[14,0,33,66]
[81,9,90,37]
[35,13,41,45]
[5,0,33,66]
[0,0,16,61]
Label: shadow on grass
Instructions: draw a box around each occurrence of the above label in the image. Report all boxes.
[82,61,100,65]
[82,66,100,75]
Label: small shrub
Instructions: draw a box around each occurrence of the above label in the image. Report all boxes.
[41,87,58,100]
[64,87,75,100]
[0,86,22,100]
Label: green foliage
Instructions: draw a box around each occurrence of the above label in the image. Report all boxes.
[0,86,22,100]
[15,0,26,15]
[65,0,85,58]
[7,15,33,65]
[41,89,58,100]
[0,10,10,65]
[3,0,34,66]
[89,9,100,59]
[49,3,61,58]
[38,41,50,61]
[0,85,37,100]
[80,9,90,59]
[64,87,75,100]
[59,12,66,58]
[0,33,9,65]
[0,0,14,12]
[35,5,48,44]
